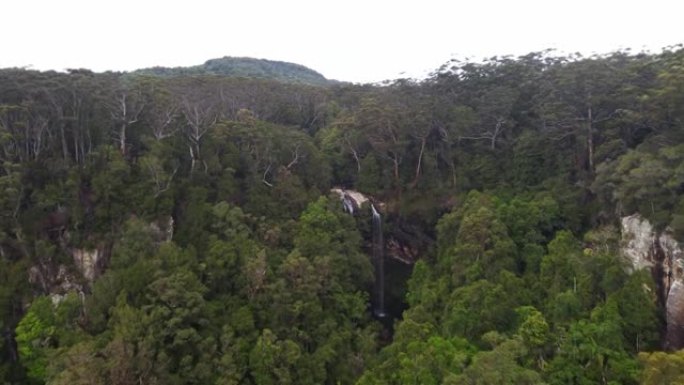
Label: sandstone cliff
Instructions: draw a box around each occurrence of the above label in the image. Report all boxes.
[621,214,684,349]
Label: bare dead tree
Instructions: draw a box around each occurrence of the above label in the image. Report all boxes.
[144,157,179,198]
[151,103,178,141]
[0,105,21,162]
[46,91,71,161]
[367,117,405,186]
[286,144,302,170]
[262,163,273,187]
[459,117,508,150]
[27,114,48,160]
[108,90,145,155]
[181,96,218,173]
[147,85,180,142]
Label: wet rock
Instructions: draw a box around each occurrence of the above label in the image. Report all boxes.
[621,213,684,349]
[331,188,369,214]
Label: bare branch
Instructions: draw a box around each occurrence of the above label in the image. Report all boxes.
[262,163,273,187]
[286,144,302,170]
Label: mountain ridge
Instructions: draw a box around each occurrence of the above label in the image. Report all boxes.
[133,56,334,86]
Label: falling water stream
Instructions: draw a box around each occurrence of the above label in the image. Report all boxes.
[371,204,386,318]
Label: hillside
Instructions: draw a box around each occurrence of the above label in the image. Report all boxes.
[134,56,333,85]
[0,48,683,384]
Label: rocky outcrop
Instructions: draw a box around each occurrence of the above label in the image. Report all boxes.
[28,264,78,293]
[621,214,684,349]
[27,215,172,306]
[150,216,174,243]
[28,263,84,305]
[331,188,369,214]
[622,215,659,272]
[667,281,684,349]
[331,188,423,264]
[71,248,105,283]
[386,238,419,264]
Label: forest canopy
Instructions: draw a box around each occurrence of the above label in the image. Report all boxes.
[0,47,683,384]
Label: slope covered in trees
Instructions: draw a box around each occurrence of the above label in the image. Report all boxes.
[135,56,333,86]
[0,47,683,384]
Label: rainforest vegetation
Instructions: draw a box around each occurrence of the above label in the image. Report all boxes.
[1,47,684,384]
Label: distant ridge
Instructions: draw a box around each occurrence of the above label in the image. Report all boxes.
[134,56,332,86]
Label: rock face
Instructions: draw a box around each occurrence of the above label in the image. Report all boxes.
[386,238,419,264]
[331,188,370,215]
[621,214,684,349]
[622,215,659,272]
[150,216,174,243]
[71,247,105,283]
[331,188,422,264]
[29,264,81,294]
[667,281,684,349]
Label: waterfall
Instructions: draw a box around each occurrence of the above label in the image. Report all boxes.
[371,204,386,318]
[342,196,355,214]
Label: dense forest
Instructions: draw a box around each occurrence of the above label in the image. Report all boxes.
[0,47,683,384]
[134,57,333,86]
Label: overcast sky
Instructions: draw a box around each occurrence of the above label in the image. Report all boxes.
[1,0,682,83]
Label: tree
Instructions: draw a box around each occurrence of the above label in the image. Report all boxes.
[107,79,145,155]
[357,97,408,188]
[545,301,639,385]
[178,81,219,173]
[515,306,550,370]
[438,192,517,284]
[15,297,54,382]
[537,54,632,174]
[144,79,180,142]
[249,329,301,385]
[141,270,212,383]
[453,336,544,385]
[460,85,518,150]
[639,350,684,385]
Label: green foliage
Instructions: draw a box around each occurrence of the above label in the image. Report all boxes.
[136,56,332,86]
[15,301,53,381]
[594,144,684,229]
[516,306,550,351]
[16,295,82,382]
[639,350,684,385]
[0,48,683,384]
[453,337,544,385]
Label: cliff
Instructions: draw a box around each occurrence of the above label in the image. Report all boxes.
[621,214,684,349]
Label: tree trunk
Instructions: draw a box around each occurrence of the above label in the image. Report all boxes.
[491,119,504,150]
[411,137,426,187]
[188,144,196,174]
[392,155,400,185]
[73,132,80,164]
[119,123,127,155]
[350,148,361,173]
[59,123,68,161]
[587,105,594,173]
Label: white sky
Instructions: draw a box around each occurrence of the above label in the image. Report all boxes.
[1,0,682,83]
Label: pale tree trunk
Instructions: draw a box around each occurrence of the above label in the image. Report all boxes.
[344,137,362,174]
[110,92,144,155]
[491,119,505,150]
[119,122,127,154]
[59,122,68,161]
[411,137,426,187]
[30,118,47,160]
[188,145,196,174]
[392,154,400,185]
[351,148,361,173]
[182,101,216,174]
[587,105,594,173]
